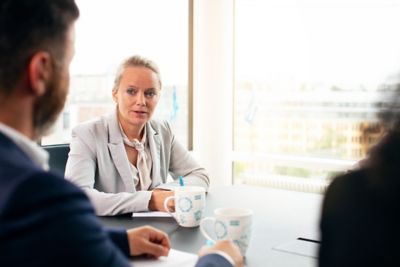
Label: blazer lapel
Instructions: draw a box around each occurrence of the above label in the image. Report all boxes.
[106,113,135,192]
[147,122,161,188]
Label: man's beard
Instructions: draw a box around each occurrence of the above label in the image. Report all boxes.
[33,67,68,139]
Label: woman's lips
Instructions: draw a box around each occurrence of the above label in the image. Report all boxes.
[133,110,147,116]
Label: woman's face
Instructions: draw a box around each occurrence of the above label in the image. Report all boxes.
[113,66,161,129]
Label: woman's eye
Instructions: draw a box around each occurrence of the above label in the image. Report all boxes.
[145,91,157,98]
[126,88,136,95]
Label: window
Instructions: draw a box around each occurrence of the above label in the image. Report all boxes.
[234,0,400,192]
[42,0,189,147]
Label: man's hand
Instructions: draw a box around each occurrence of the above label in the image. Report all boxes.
[148,189,174,211]
[127,226,171,258]
[198,240,243,267]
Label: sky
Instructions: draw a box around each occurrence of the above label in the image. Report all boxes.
[70,0,400,87]
[71,0,188,85]
[236,0,400,85]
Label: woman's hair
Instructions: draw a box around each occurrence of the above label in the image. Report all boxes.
[113,55,162,90]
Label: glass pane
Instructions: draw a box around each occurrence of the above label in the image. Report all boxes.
[234,0,400,189]
[42,0,188,146]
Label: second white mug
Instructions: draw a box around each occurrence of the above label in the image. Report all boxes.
[200,207,253,255]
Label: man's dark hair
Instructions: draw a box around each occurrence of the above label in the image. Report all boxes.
[0,0,79,94]
[359,79,400,195]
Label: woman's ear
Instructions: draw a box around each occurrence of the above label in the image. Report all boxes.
[112,88,118,103]
[28,52,52,96]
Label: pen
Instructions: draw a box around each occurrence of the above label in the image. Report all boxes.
[179,175,185,186]
[206,239,215,247]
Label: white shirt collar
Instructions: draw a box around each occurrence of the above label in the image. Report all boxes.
[0,122,49,171]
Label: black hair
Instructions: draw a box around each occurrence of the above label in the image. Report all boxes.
[0,0,79,94]
[363,78,400,195]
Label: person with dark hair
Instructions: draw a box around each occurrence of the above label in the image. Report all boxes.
[319,85,400,267]
[0,1,242,267]
[65,55,209,216]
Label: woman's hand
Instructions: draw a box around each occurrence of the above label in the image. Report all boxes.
[148,189,174,211]
[127,226,171,258]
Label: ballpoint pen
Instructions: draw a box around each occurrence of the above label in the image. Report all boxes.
[179,175,185,187]
[206,239,215,247]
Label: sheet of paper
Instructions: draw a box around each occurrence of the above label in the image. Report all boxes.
[272,239,319,258]
[130,249,198,267]
[132,211,172,218]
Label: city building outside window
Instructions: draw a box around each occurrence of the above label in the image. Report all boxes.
[41,0,189,148]
[233,0,400,192]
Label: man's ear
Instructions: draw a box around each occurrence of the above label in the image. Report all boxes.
[28,51,52,96]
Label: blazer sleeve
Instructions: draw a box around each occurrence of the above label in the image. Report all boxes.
[65,124,152,215]
[2,172,131,267]
[195,254,233,267]
[161,121,210,190]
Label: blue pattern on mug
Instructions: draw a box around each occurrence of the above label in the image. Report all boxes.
[230,220,240,226]
[179,214,187,224]
[178,197,193,212]
[215,220,228,239]
[194,210,203,221]
[237,223,252,255]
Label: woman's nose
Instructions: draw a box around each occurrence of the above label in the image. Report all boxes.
[136,92,146,106]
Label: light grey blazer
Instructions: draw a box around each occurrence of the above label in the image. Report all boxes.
[65,113,209,215]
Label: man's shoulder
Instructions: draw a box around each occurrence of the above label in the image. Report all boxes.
[0,161,87,214]
[0,131,32,166]
[328,169,367,193]
[322,169,369,217]
[0,134,39,196]
[0,134,87,214]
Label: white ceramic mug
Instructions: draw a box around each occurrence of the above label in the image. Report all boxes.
[163,186,206,227]
[200,207,253,255]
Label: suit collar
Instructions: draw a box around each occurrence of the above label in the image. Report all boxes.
[147,122,161,187]
[106,112,123,144]
[105,112,133,190]
[0,122,49,170]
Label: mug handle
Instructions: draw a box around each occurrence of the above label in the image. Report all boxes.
[163,196,176,219]
[200,217,217,243]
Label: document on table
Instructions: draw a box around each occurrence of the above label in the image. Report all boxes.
[130,249,198,267]
[132,211,172,218]
[272,239,319,258]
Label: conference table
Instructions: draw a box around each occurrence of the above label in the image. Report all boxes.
[99,185,322,267]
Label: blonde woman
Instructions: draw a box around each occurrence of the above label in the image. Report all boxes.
[65,55,209,215]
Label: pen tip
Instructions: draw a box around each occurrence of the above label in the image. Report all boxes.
[206,239,214,246]
[179,175,184,186]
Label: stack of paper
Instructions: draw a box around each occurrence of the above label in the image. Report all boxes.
[132,211,172,218]
[131,249,198,267]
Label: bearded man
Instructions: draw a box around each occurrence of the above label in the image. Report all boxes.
[0,1,242,267]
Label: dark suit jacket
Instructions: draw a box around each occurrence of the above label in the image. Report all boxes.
[0,132,232,267]
[319,133,400,267]
[0,132,131,267]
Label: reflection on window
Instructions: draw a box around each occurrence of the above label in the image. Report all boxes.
[234,0,400,192]
[42,0,188,147]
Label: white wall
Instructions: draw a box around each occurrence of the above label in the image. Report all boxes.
[192,0,234,186]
